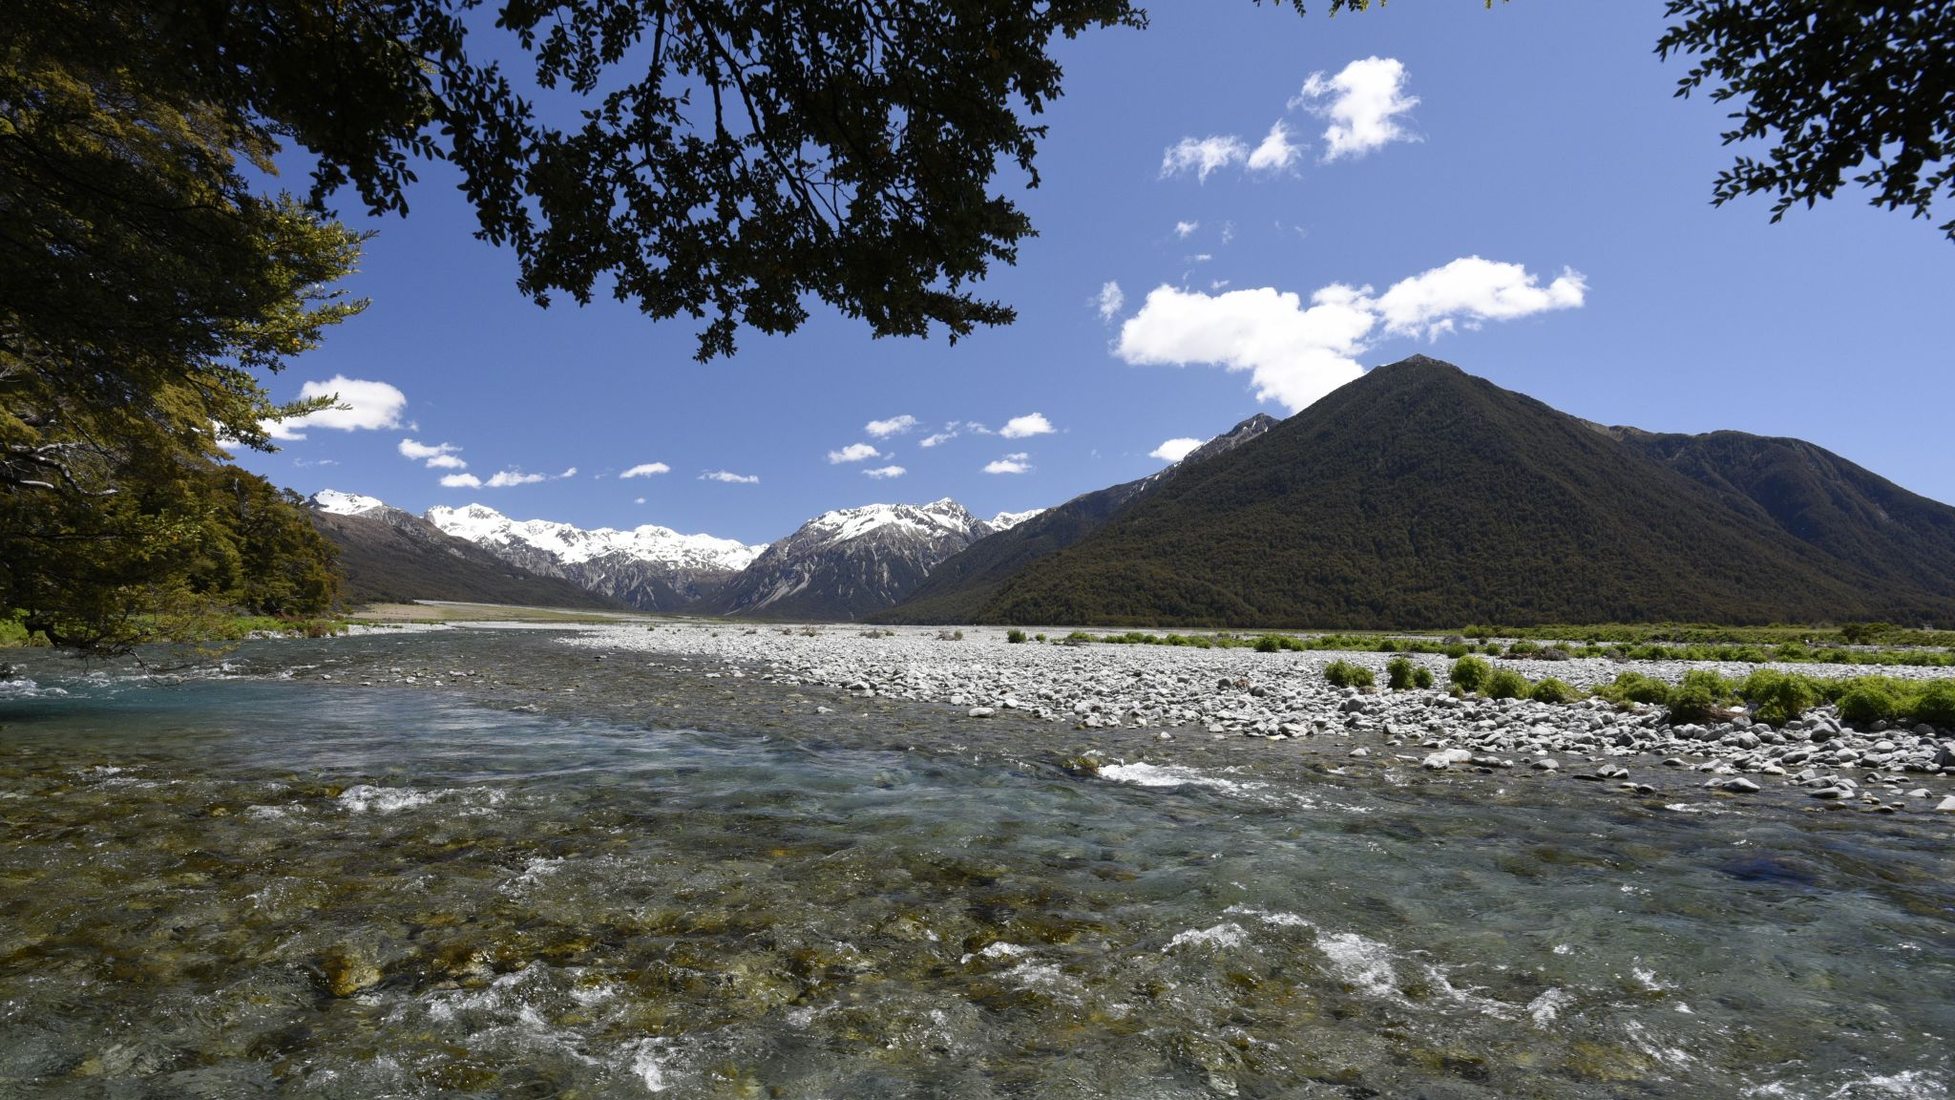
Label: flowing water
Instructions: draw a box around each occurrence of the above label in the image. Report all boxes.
[0,631,1950,1098]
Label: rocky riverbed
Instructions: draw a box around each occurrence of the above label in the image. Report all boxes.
[543,621,1955,816]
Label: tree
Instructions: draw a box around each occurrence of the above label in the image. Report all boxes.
[2,11,356,650]
[1658,1,1955,239]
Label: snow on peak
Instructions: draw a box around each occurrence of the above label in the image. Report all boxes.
[310,489,388,516]
[426,504,762,571]
[988,508,1045,531]
[801,499,983,544]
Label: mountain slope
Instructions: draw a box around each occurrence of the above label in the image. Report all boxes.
[426,504,763,612]
[697,499,993,620]
[881,413,1278,623]
[306,494,623,610]
[1610,428,1955,596]
[969,357,1955,628]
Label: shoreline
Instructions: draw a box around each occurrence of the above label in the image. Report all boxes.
[246,619,1955,818]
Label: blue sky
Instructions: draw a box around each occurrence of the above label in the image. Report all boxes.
[234,1,1955,545]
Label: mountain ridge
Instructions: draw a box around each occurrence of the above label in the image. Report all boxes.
[958,357,1955,628]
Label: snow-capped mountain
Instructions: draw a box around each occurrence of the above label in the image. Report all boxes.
[426,504,764,612]
[305,491,623,610]
[699,498,995,620]
[987,508,1046,531]
[310,489,392,518]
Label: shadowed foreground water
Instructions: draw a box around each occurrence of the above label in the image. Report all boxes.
[0,634,1950,1098]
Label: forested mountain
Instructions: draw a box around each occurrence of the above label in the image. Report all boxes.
[953,357,1955,628]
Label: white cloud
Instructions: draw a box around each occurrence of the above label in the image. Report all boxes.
[864,415,918,438]
[262,376,407,440]
[863,465,907,479]
[1246,121,1303,172]
[486,469,547,487]
[399,438,458,462]
[425,453,468,470]
[1117,283,1374,412]
[1375,257,1588,340]
[634,496,646,504]
[1174,220,1199,239]
[984,453,1033,475]
[1292,57,1419,162]
[440,473,482,488]
[1115,256,1588,412]
[621,462,671,478]
[999,413,1055,440]
[919,430,957,448]
[827,442,882,464]
[964,421,993,434]
[702,470,760,484]
[1150,438,1205,463]
[1096,281,1125,323]
[1160,135,1249,181]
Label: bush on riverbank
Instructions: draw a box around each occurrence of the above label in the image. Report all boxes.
[1323,660,1374,689]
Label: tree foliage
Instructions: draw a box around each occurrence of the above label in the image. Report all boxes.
[3,5,355,650]
[1659,1,1955,239]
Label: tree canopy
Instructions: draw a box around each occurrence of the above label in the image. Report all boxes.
[1658,0,1955,240]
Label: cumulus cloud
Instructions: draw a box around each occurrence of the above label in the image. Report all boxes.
[1375,257,1588,340]
[999,413,1055,440]
[702,470,760,484]
[919,430,957,448]
[399,438,460,462]
[1160,135,1249,181]
[1174,220,1199,239]
[486,469,546,487]
[1115,256,1587,412]
[864,415,918,438]
[425,454,468,470]
[262,376,407,440]
[984,453,1033,475]
[621,462,671,478]
[863,465,907,479]
[1117,283,1374,411]
[1150,438,1205,463]
[827,442,882,464]
[439,473,482,488]
[1246,121,1303,172]
[1097,281,1125,323]
[1292,57,1419,162]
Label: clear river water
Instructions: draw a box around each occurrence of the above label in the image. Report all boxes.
[0,629,1949,1098]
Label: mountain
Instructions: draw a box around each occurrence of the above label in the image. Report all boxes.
[426,504,764,612]
[695,499,995,620]
[305,492,623,610]
[880,412,1279,623]
[1609,428,1955,597]
[956,357,1955,628]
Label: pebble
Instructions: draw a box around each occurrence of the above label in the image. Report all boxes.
[555,624,1955,811]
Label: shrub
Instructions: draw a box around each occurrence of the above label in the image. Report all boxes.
[1035,633,1047,642]
[1486,669,1531,699]
[1911,680,1955,727]
[1529,677,1581,704]
[1324,660,1374,689]
[1837,678,1910,727]
[1596,671,1672,707]
[1386,656,1417,690]
[1506,640,1540,656]
[1668,669,1735,723]
[1738,669,1822,726]
[1481,642,1504,655]
[1442,642,1472,659]
[1449,655,1492,694]
[1413,666,1435,689]
[1254,635,1281,653]
[1006,628,1027,644]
